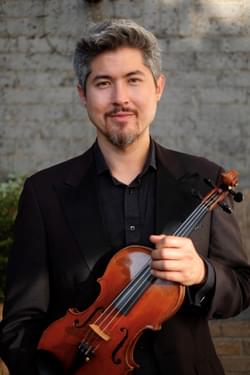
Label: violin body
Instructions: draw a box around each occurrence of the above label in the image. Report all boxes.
[38,245,185,374]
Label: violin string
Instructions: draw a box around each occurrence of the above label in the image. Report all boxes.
[99,193,217,319]
[79,263,152,351]
[99,267,153,328]
[78,190,220,352]
[79,195,219,354]
[102,193,219,321]
[178,191,218,236]
[97,263,151,322]
[98,191,221,335]
[77,277,152,355]
[78,191,219,351]
[78,192,218,352]
[174,191,218,237]
[83,269,155,354]
[91,191,220,330]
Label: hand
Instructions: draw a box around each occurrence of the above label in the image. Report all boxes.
[150,234,206,286]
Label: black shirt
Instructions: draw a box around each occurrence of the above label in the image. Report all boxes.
[94,140,157,251]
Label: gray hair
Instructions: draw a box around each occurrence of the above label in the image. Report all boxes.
[73,19,162,91]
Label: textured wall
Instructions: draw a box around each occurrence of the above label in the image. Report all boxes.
[1,0,250,186]
[1,0,249,256]
[0,1,250,373]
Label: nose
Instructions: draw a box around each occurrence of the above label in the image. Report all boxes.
[111,81,129,106]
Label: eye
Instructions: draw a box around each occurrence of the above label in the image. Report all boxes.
[128,77,142,85]
[96,80,111,88]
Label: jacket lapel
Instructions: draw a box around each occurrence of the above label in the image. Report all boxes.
[155,144,200,236]
[54,147,111,271]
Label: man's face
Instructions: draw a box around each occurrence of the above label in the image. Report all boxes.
[78,47,165,148]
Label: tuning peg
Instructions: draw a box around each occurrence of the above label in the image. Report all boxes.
[204,178,215,188]
[229,189,243,203]
[219,202,232,214]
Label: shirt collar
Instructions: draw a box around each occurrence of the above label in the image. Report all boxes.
[93,138,157,177]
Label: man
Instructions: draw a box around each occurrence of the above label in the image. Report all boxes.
[0,19,249,375]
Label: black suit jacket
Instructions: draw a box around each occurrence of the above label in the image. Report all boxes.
[0,142,250,375]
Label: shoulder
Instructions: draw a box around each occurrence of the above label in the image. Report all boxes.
[155,142,223,183]
[25,145,94,190]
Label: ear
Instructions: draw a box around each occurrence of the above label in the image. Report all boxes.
[155,74,166,101]
[77,83,86,105]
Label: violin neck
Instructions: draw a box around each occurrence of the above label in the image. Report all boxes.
[172,201,209,238]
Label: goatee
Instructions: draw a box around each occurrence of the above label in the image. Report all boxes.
[106,132,139,148]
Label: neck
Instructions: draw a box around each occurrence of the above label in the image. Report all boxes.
[97,135,151,185]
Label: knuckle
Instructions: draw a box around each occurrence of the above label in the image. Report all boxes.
[162,248,169,258]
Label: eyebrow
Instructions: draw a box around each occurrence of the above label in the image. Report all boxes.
[92,70,145,82]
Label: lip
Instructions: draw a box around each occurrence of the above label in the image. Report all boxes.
[109,112,136,122]
[110,112,135,117]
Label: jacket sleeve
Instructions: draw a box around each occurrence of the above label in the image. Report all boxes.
[206,196,250,319]
[185,163,250,317]
[187,194,250,317]
[0,178,50,374]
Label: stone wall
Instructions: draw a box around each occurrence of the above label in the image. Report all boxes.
[1,0,250,187]
[0,1,250,374]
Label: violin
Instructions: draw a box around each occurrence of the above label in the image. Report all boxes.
[38,170,242,374]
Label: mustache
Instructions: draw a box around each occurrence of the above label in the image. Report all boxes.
[105,106,137,117]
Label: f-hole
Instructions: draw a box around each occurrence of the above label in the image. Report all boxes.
[112,327,129,365]
[73,307,104,328]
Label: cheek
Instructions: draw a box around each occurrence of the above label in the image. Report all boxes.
[86,98,107,117]
[134,87,158,108]
[85,88,110,112]
[138,95,158,118]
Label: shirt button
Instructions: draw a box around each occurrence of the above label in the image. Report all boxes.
[129,225,136,231]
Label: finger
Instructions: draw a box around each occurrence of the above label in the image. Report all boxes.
[151,259,183,272]
[151,269,183,283]
[150,234,189,249]
[149,234,166,247]
[150,235,179,251]
[151,248,183,260]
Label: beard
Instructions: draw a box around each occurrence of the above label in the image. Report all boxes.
[88,105,150,148]
[105,128,139,148]
[103,106,141,147]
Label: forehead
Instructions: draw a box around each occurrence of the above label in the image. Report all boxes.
[88,47,152,78]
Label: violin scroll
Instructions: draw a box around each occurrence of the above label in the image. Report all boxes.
[221,169,239,187]
[203,170,243,213]
[220,170,243,202]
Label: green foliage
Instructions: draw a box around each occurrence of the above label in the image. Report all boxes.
[0,175,25,301]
